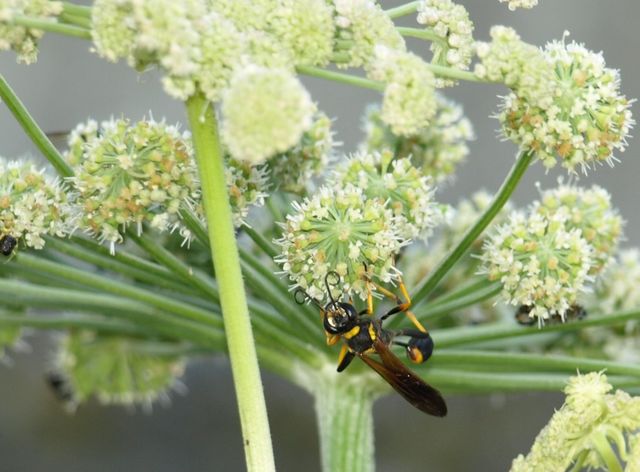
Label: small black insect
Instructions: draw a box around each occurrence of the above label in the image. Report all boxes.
[0,235,17,256]
[45,371,75,404]
[515,304,587,326]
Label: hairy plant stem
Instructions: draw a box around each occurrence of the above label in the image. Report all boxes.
[186,91,275,472]
[0,74,73,177]
[412,151,534,305]
[312,371,380,472]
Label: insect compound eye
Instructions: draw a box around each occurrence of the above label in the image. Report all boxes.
[323,302,357,335]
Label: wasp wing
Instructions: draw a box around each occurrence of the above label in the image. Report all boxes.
[360,338,447,417]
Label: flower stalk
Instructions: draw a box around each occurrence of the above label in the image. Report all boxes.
[185,91,275,472]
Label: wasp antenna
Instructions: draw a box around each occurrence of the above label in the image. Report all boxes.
[294,287,324,310]
[324,271,341,304]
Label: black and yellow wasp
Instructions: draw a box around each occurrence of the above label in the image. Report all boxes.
[296,272,447,417]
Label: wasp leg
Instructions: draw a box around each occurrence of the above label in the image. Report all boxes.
[393,329,434,364]
[372,279,428,333]
[336,344,356,372]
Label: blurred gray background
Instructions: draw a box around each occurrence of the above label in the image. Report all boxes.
[1,1,638,471]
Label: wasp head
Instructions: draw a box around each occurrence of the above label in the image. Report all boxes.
[323,301,358,335]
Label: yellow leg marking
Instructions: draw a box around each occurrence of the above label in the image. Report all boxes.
[406,310,427,333]
[398,280,412,309]
[326,334,340,346]
[337,344,349,366]
[366,285,373,316]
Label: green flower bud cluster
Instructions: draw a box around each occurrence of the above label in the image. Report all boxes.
[361,93,474,183]
[65,118,199,252]
[266,111,335,195]
[499,38,634,172]
[368,46,437,137]
[482,182,624,323]
[480,208,594,323]
[416,0,474,87]
[277,150,442,301]
[333,0,405,70]
[0,158,70,251]
[594,249,640,315]
[276,184,405,301]
[330,151,438,241]
[55,331,185,407]
[511,372,640,471]
[534,182,623,275]
[0,0,62,64]
[474,26,555,107]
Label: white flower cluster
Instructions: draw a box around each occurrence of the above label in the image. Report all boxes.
[333,0,405,70]
[92,0,334,100]
[330,151,438,241]
[499,38,634,172]
[511,372,640,471]
[0,0,62,63]
[475,26,555,107]
[480,210,593,323]
[55,330,185,407]
[534,183,623,275]
[499,0,538,10]
[65,118,199,251]
[267,112,335,195]
[368,46,437,136]
[276,184,405,301]
[0,158,70,251]
[362,93,474,183]
[221,66,315,165]
[594,249,640,315]
[416,0,474,87]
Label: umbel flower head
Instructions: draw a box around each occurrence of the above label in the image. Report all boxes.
[499,37,634,172]
[361,93,474,183]
[534,182,623,276]
[416,0,474,87]
[221,66,315,165]
[480,209,593,323]
[55,330,185,407]
[65,118,199,251]
[0,0,62,64]
[266,111,335,195]
[330,151,438,241]
[0,158,70,251]
[474,26,555,107]
[333,0,405,70]
[499,0,538,10]
[368,46,437,137]
[276,184,404,301]
[511,372,640,471]
[593,249,640,315]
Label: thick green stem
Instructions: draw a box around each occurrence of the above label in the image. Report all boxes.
[296,66,384,92]
[412,151,534,305]
[59,12,91,29]
[311,371,379,472]
[11,15,92,39]
[0,74,73,177]
[186,91,275,472]
[385,1,420,19]
[62,2,92,18]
